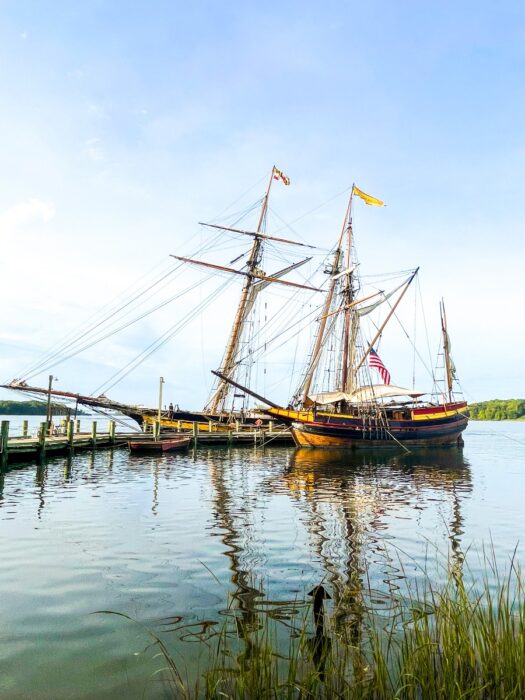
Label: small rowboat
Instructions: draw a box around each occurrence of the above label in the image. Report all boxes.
[128,436,191,453]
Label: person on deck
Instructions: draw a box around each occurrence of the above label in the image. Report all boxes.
[168,402,174,419]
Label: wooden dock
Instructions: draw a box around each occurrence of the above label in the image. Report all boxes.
[0,419,293,468]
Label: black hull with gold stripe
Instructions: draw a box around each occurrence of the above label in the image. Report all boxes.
[267,402,469,449]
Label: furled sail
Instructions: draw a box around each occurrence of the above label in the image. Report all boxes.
[356,280,407,317]
[307,384,425,405]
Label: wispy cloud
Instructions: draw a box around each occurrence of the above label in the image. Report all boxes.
[87,102,108,118]
[84,137,105,161]
[0,199,55,238]
[68,68,84,79]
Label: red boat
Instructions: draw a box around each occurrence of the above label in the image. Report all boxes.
[128,436,191,453]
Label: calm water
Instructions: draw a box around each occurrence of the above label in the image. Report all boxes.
[1,421,525,698]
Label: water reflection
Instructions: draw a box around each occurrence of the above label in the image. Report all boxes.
[35,462,47,519]
[280,448,471,629]
[198,447,473,647]
[207,452,265,639]
[0,442,477,697]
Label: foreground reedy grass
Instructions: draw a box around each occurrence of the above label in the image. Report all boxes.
[105,555,525,699]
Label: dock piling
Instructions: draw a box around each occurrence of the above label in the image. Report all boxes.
[109,420,116,445]
[75,419,81,434]
[22,420,28,437]
[91,421,97,449]
[67,419,74,453]
[0,421,9,471]
[38,422,47,461]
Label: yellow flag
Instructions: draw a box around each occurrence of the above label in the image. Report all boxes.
[353,185,385,207]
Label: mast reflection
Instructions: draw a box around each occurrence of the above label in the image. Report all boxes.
[277,447,472,629]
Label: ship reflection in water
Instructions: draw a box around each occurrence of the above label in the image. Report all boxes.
[203,445,472,646]
[284,449,470,626]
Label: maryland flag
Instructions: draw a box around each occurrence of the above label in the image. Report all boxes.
[273,167,291,186]
[353,185,385,207]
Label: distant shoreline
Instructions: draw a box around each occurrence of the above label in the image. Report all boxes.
[468,399,525,421]
[0,400,87,416]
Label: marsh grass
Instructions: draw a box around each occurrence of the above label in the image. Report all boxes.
[100,552,525,699]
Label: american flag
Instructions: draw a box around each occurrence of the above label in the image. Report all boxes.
[369,348,391,385]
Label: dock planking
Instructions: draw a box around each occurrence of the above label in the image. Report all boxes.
[0,419,293,467]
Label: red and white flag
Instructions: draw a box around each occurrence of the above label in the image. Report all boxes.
[273,167,290,185]
[369,348,391,385]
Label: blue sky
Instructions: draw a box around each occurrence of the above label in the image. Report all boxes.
[1,1,524,407]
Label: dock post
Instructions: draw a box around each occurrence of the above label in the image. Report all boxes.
[38,421,47,462]
[192,422,198,447]
[91,421,97,449]
[22,420,28,437]
[67,419,74,453]
[153,421,160,440]
[109,420,116,445]
[0,421,9,470]
[228,430,232,445]
[268,420,273,433]
[177,420,181,433]
[235,420,240,432]
[75,419,81,434]
[208,420,213,433]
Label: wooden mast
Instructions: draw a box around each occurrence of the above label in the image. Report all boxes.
[340,188,355,392]
[300,192,353,405]
[206,167,277,414]
[440,299,453,402]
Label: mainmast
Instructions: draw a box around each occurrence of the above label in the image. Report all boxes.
[299,193,353,405]
[299,184,391,404]
[340,190,355,392]
[206,167,281,414]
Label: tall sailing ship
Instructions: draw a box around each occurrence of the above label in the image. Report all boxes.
[2,166,319,431]
[216,185,469,448]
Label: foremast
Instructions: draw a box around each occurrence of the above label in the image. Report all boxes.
[206,168,275,414]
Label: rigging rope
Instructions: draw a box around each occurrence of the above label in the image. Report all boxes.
[92,275,236,396]
[24,276,214,381]
[19,234,223,380]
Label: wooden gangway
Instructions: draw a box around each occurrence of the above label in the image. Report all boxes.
[0,418,293,468]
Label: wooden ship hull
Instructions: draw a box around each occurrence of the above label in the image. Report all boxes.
[0,382,277,433]
[267,402,468,449]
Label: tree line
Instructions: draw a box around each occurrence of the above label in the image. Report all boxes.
[0,401,86,416]
[468,399,525,420]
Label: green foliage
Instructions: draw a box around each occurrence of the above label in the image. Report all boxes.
[0,400,85,415]
[469,399,525,421]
